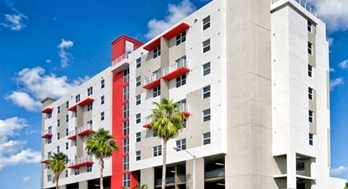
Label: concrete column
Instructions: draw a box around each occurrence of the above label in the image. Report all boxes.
[141,167,154,189]
[186,157,204,189]
[287,153,296,189]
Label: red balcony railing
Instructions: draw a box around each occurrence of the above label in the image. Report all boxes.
[77,124,93,137]
[67,156,94,169]
[143,72,161,90]
[162,59,189,81]
[178,103,190,117]
[41,129,53,138]
[143,118,152,129]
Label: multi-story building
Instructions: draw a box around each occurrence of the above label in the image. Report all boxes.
[40,0,346,188]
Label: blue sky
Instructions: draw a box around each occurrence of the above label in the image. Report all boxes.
[0,0,347,188]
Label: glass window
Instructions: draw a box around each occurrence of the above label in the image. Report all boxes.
[57,119,60,126]
[153,86,161,98]
[309,110,314,123]
[87,103,93,111]
[176,74,187,88]
[57,132,60,140]
[66,114,69,122]
[65,170,68,177]
[101,112,105,121]
[136,58,141,68]
[153,46,161,58]
[136,113,141,124]
[308,65,312,77]
[309,133,313,145]
[136,151,141,161]
[308,87,313,100]
[123,155,129,170]
[65,142,68,150]
[176,139,186,150]
[66,101,69,108]
[203,85,211,99]
[123,85,129,100]
[136,76,141,87]
[136,95,141,105]
[75,94,80,103]
[47,175,51,182]
[203,16,210,30]
[101,79,105,89]
[74,168,79,175]
[308,42,313,55]
[57,146,60,153]
[101,95,105,105]
[203,39,210,53]
[136,132,141,142]
[87,164,92,172]
[123,173,130,187]
[123,102,129,118]
[203,62,211,76]
[307,20,312,32]
[176,31,186,45]
[124,68,129,83]
[123,120,129,136]
[87,87,93,96]
[203,108,211,122]
[153,145,162,157]
[57,106,60,113]
[123,138,129,153]
[66,128,69,136]
[203,132,211,145]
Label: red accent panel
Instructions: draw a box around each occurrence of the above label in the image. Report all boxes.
[42,107,53,114]
[67,161,93,169]
[111,71,125,189]
[143,38,161,51]
[78,97,94,106]
[77,129,93,137]
[183,111,190,117]
[67,104,77,112]
[143,124,152,129]
[111,35,143,61]
[162,67,190,81]
[41,133,53,138]
[41,159,49,164]
[143,78,161,90]
[162,22,190,39]
[67,135,77,140]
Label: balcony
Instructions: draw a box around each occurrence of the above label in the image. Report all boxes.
[67,156,94,169]
[42,107,53,114]
[178,103,190,117]
[67,130,77,140]
[68,97,94,111]
[143,72,161,90]
[143,118,152,129]
[111,53,131,73]
[41,155,51,164]
[77,124,93,136]
[162,59,189,81]
[41,129,53,138]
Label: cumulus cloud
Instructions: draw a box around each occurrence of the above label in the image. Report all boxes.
[330,77,344,90]
[57,39,74,68]
[338,60,348,69]
[0,117,41,170]
[0,13,27,31]
[331,166,348,176]
[329,68,336,72]
[145,0,196,39]
[23,176,30,182]
[306,0,348,32]
[6,67,88,111]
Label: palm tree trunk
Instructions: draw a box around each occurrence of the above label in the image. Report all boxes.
[100,159,104,189]
[56,176,59,189]
[161,139,167,189]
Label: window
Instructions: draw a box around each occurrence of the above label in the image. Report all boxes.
[57,132,60,140]
[308,87,313,100]
[65,170,68,178]
[47,137,52,144]
[176,139,186,150]
[176,74,187,88]
[136,95,141,105]
[75,94,80,103]
[203,132,211,145]
[87,87,93,96]
[309,133,313,145]
[66,114,70,122]
[124,68,129,83]
[101,112,105,121]
[123,85,129,100]
[57,119,60,127]
[47,113,52,119]
[123,102,129,118]
[176,31,186,45]
[123,120,129,135]
[65,142,68,150]
[87,103,93,111]
[309,110,314,123]
[101,95,105,105]
[153,145,162,157]
[101,79,105,89]
[182,117,187,128]
[87,164,92,172]
[296,159,305,172]
[203,108,211,122]
[203,39,210,53]
[123,173,130,187]
[308,65,312,77]
[153,86,161,97]
[136,113,141,124]
[47,175,51,182]
[307,20,312,32]
[123,138,129,153]
[136,132,141,142]
[136,58,141,68]
[57,146,60,153]
[123,155,129,170]
[308,42,313,55]
[136,76,141,87]
[136,151,141,161]
[66,128,69,136]
[203,85,211,99]
[203,16,210,30]
[66,101,69,108]
[203,62,211,76]
[74,168,79,175]
[57,106,60,113]
[153,46,161,58]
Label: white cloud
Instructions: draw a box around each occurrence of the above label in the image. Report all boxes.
[330,77,344,90]
[145,0,196,39]
[6,67,88,111]
[0,117,41,170]
[338,60,348,69]
[306,0,348,32]
[57,39,74,68]
[0,13,27,31]
[330,68,336,72]
[331,166,348,176]
[23,176,30,182]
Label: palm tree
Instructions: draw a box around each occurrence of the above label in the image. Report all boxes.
[148,98,184,189]
[344,182,348,189]
[85,128,118,189]
[49,152,68,189]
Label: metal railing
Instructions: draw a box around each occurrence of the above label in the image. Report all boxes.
[68,155,93,166]
[144,72,161,86]
[163,59,188,76]
[178,103,188,112]
[42,129,52,136]
[272,0,316,17]
[68,129,76,138]
[41,155,52,161]
[77,124,93,134]
[111,53,129,66]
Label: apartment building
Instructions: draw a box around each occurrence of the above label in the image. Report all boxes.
[41,0,345,188]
